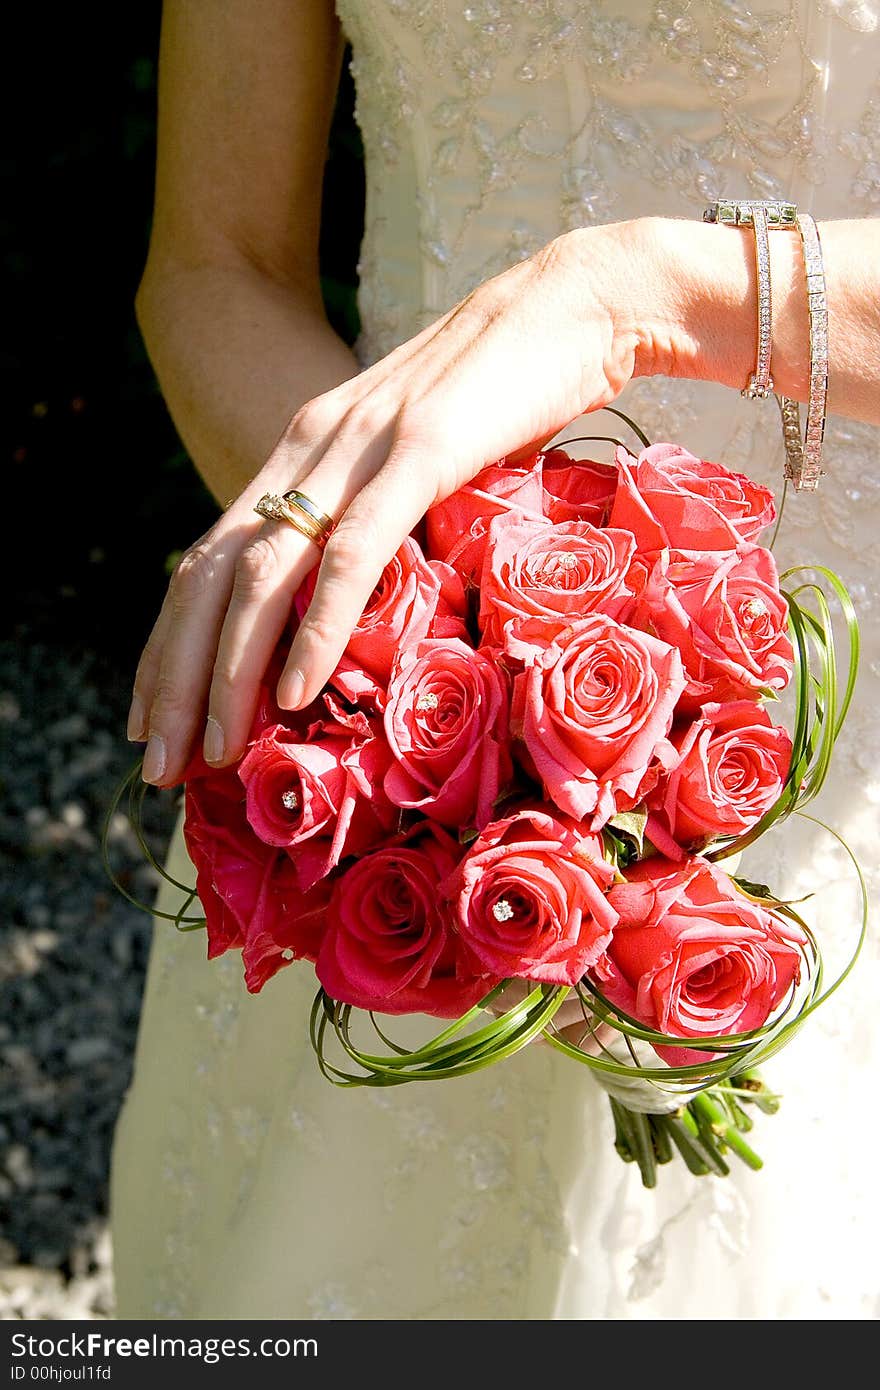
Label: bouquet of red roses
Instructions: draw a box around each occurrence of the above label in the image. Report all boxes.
[110,416,862,1187]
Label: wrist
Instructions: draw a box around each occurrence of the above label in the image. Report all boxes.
[558,217,704,395]
[631,215,757,388]
[626,214,812,401]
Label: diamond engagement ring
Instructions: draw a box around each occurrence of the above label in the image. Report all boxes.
[253,490,337,549]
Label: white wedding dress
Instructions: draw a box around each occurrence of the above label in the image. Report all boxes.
[110,0,880,1319]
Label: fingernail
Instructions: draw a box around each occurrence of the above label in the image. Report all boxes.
[204,716,225,764]
[127,696,146,742]
[279,667,305,710]
[142,734,167,784]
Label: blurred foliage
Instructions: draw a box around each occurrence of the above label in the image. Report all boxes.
[3,9,364,665]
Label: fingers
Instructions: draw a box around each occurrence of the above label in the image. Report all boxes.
[139,537,238,785]
[202,519,322,766]
[279,431,440,708]
[128,241,617,785]
[204,413,399,761]
[130,404,342,785]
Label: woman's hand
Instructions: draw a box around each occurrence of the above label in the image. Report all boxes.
[126,217,720,786]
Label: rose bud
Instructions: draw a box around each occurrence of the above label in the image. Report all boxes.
[648,701,792,851]
[478,511,634,660]
[513,613,685,829]
[628,545,793,713]
[540,449,618,525]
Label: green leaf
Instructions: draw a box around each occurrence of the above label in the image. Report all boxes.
[732,876,776,901]
[601,828,634,869]
[607,806,648,857]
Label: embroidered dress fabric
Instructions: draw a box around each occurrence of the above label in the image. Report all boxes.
[109,0,880,1319]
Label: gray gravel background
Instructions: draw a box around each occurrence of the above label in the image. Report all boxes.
[0,634,180,1319]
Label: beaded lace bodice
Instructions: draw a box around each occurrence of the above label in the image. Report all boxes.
[109,2,880,1322]
[336,0,880,360]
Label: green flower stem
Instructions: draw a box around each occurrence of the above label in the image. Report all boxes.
[609,1098,637,1165]
[649,1116,674,1166]
[732,1069,781,1114]
[662,1115,714,1176]
[611,1101,658,1188]
[691,1092,763,1170]
[723,1092,754,1133]
[605,1093,767,1187]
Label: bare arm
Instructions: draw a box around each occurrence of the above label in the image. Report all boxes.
[135,0,358,508]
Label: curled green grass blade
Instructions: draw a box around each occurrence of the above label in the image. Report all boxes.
[311,982,572,1084]
[101,760,205,926]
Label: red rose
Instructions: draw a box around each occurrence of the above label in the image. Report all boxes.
[540,449,618,525]
[426,456,544,583]
[598,856,806,1066]
[239,727,348,848]
[295,535,467,685]
[609,442,776,552]
[478,511,634,659]
[183,763,329,991]
[648,701,792,851]
[183,764,252,957]
[238,718,395,892]
[384,637,513,831]
[512,614,685,828]
[241,862,332,994]
[316,822,497,1017]
[449,806,617,986]
[628,545,793,713]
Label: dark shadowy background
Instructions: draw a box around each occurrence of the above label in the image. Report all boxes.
[0,7,363,1317]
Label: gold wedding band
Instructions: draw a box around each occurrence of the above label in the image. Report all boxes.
[282,489,336,535]
[253,490,336,550]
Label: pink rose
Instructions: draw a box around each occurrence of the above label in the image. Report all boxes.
[316,822,498,1017]
[609,443,776,552]
[295,535,467,685]
[512,614,685,829]
[478,511,635,659]
[540,449,618,525]
[598,856,806,1066]
[239,727,349,848]
[628,545,793,713]
[449,806,617,986]
[384,637,513,831]
[426,456,544,583]
[648,701,792,851]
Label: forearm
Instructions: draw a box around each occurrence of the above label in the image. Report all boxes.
[575,216,880,426]
[135,257,360,507]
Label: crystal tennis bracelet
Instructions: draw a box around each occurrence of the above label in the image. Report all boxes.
[703,198,827,492]
[776,213,828,493]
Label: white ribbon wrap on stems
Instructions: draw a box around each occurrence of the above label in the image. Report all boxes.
[569,1024,703,1115]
